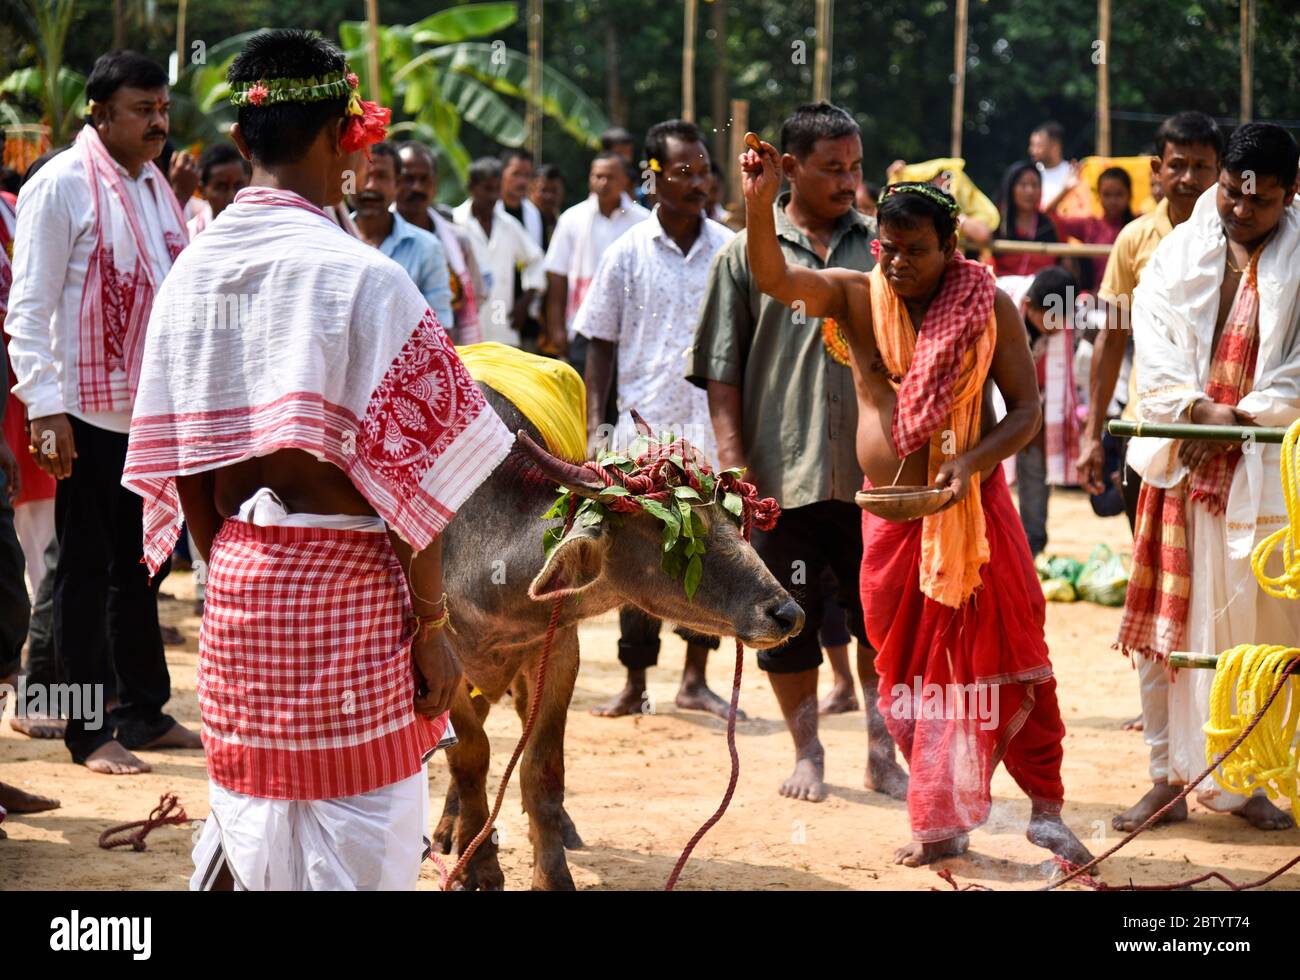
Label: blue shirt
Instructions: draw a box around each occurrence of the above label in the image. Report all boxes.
[356,210,454,332]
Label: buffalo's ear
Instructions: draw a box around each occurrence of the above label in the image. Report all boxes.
[529,523,608,600]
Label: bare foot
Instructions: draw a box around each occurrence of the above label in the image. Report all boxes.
[84,741,151,775]
[1112,781,1187,832]
[893,834,969,866]
[1234,795,1295,831]
[591,682,648,718]
[676,680,746,721]
[865,750,909,800]
[1027,811,1094,866]
[10,714,65,739]
[1121,715,1144,731]
[133,721,203,750]
[779,756,826,802]
[0,781,60,813]
[818,683,859,715]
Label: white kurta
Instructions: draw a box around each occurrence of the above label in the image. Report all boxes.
[1127,187,1300,804]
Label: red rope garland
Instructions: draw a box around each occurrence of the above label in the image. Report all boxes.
[97,792,188,851]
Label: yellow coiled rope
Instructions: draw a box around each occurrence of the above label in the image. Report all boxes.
[1198,419,1300,817]
[1205,644,1299,820]
[1251,417,1300,598]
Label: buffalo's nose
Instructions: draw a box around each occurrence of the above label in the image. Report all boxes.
[767,597,805,637]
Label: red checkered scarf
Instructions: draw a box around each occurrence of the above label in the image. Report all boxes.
[75,125,188,413]
[890,253,998,457]
[1117,252,1262,659]
[0,193,14,318]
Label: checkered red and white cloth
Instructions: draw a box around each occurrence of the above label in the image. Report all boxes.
[123,186,513,574]
[199,519,445,800]
[890,254,997,458]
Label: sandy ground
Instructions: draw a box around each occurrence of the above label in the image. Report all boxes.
[1,488,1297,891]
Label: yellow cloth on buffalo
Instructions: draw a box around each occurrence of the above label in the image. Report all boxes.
[456,342,587,462]
[1053,156,1156,220]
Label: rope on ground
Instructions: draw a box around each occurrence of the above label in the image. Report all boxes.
[1042,657,1298,891]
[664,637,743,891]
[97,792,188,851]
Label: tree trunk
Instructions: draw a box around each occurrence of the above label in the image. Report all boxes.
[603,13,625,125]
[710,0,728,177]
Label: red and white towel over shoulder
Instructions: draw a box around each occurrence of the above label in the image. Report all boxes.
[123,185,514,574]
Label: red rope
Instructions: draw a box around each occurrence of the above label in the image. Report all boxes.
[97,792,188,851]
[1044,657,1298,892]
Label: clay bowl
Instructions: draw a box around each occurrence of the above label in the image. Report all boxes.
[855,485,954,522]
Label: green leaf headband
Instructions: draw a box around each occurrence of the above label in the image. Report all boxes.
[229,70,359,108]
[880,181,962,216]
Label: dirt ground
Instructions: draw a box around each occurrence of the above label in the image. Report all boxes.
[2,488,1297,891]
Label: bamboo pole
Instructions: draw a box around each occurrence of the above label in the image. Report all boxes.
[991,239,1113,257]
[176,0,188,79]
[950,0,968,158]
[365,0,381,102]
[1168,652,1221,670]
[1097,0,1110,156]
[727,98,748,218]
[682,0,697,122]
[1108,419,1289,444]
[1240,0,1253,123]
[813,0,833,103]
[527,0,543,159]
[711,0,728,171]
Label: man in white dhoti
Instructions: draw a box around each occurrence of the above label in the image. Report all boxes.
[123,29,512,890]
[1116,122,1300,832]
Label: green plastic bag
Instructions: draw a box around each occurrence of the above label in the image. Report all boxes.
[1041,577,1078,602]
[1076,543,1130,607]
[1046,556,1085,585]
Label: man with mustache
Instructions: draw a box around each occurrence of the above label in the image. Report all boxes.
[690,103,903,802]
[352,141,453,332]
[1116,122,1300,834]
[574,119,735,720]
[5,50,200,774]
[394,142,485,344]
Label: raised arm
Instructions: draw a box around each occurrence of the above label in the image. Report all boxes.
[740,134,850,320]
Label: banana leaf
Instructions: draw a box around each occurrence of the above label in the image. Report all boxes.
[411,2,518,44]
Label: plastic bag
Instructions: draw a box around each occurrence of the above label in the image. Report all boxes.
[1046,556,1085,585]
[1076,543,1130,607]
[1041,577,1078,602]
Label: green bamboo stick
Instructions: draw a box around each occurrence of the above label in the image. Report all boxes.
[1108,420,1289,444]
[1168,651,1221,670]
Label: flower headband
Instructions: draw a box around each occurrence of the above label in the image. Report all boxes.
[229,68,389,158]
[879,181,961,216]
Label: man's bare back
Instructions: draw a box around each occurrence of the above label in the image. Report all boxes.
[212,449,377,519]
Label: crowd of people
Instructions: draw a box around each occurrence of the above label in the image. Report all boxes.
[1,27,1298,885]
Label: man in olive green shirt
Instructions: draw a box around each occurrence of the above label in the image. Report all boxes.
[689,102,907,804]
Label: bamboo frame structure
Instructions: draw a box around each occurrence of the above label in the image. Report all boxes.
[950,0,968,158]
[682,0,697,122]
[1108,420,1289,444]
[813,0,833,104]
[1097,0,1110,156]
[991,239,1113,257]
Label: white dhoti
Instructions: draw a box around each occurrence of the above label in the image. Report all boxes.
[191,765,431,891]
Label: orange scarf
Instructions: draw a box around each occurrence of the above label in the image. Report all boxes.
[869,264,997,608]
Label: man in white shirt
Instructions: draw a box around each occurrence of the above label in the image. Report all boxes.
[5,51,202,774]
[393,141,486,344]
[453,157,545,347]
[1029,120,1072,209]
[543,152,649,361]
[573,119,735,721]
[498,148,545,249]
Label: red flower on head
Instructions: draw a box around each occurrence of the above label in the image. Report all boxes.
[346,72,359,90]
[870,238,882,260]
[340,99,391,159]
[247,82,269,106]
